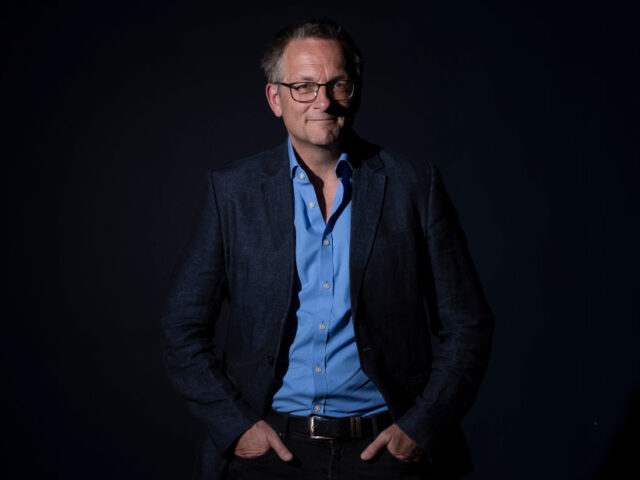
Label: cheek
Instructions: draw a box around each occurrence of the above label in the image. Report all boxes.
[282,105,306,125]
[280,112,302,135]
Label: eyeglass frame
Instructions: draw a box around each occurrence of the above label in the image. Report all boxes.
[275,80,355,103]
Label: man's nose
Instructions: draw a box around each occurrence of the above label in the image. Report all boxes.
[313,84,331,108]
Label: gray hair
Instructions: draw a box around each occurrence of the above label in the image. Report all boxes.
[261,19,363,85]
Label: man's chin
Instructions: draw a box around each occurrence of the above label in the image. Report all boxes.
[309,128,349,147]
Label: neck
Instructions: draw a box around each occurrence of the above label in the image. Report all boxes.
[290,133,351,180]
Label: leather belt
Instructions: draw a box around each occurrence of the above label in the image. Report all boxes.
[265,409,392,440]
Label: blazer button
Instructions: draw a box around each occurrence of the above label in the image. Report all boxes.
[265,354,274,365]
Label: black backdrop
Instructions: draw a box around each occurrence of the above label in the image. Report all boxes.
[3,1,639,478]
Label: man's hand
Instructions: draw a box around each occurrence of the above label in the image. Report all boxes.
[234,420,294,461]
[360,424,422,462]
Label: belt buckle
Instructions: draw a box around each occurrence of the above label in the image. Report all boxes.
[309,415,335,440]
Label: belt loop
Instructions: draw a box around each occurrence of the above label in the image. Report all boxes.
[350,416,362,438]
[283,412,290,441]
[370,413,378,437]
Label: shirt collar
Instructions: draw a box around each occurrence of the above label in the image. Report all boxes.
[287,137,352,179]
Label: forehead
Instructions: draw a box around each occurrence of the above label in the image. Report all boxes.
[281,38,348,80]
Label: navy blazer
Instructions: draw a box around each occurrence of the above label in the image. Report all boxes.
[162,138,494,479]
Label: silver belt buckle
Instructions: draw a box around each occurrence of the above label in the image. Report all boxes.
[309,415,335,440]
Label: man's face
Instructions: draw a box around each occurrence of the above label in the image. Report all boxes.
[266,38,355,151]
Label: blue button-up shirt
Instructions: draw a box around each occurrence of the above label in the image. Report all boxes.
[271,138,387,417]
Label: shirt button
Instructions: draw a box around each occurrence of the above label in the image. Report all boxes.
[322,239,330,246]
[323,282,330,290]
[309,201,316,208]
[314,405,321,412]
[299,172,306,180]
[315,366,322,373]
[319,323,326,330]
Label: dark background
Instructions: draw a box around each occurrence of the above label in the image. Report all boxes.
[3,1,638,478]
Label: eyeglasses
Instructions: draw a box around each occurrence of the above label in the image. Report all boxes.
[276,80,355,103]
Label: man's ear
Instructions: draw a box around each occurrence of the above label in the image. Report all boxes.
[265,83,283,117]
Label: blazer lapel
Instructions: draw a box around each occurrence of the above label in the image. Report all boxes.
[259,145,297,353]
[350,152,386,323]
[260,144,294,249]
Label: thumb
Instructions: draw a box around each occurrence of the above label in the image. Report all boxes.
[267,430,294,462]
[360,432,389,461]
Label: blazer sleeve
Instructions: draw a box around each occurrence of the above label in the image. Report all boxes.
[395,164,495,457]
[161,172,259,455]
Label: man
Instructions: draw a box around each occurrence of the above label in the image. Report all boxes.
[162,19,494,480]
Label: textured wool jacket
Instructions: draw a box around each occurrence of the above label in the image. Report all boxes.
[162,137,494,479]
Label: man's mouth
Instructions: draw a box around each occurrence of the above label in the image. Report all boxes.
[308,117,337,122]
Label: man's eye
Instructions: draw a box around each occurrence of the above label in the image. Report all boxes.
[294,83,312,90]
[333,81,346,89]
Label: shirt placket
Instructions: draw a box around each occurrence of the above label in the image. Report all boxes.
[296,169,347,416]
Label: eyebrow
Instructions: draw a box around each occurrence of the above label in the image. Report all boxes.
[293,74,349,82]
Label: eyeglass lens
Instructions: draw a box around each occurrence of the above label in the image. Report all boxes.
[291,82,353,102]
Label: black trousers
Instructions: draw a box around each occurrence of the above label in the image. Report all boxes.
[227,428,458,480]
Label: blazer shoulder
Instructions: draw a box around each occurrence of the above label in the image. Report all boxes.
[377,147,440,186]
[208,143,287,188]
